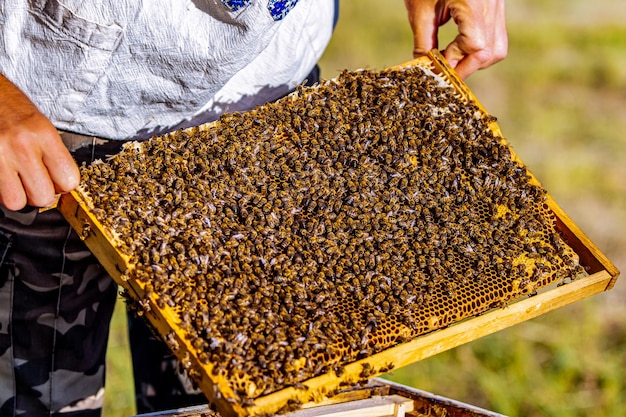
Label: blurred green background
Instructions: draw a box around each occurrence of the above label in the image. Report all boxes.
[103,1,626,415]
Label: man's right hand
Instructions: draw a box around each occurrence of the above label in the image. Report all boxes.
[403,0,508,79]
[0,74,80,210]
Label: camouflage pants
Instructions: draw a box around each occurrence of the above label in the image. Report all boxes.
[127,312,207,413]
[0,141,122,416]
[0,205,117,417]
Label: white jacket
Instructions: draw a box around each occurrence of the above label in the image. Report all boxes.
[0,0,335,139]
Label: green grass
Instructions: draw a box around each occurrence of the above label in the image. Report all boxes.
[103,1,626,415]
[103,298,136,416]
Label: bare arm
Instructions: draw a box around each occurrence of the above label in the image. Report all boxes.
[0,74,79,210]
[403,0,508,78]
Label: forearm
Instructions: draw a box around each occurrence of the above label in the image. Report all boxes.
[0,73,41,130]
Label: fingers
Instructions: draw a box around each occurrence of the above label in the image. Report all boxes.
[27,129,79,206]
[42,135,81,194]
[403,0,508,78]
[444,0,508,78]
[0,116,79,211]
[0,144,54,210]
[0,165,27,211]
[404,0,444,57]
[1,130,54,210]
[18,156,58,209]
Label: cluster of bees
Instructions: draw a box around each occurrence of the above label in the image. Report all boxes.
[79,64,584,403]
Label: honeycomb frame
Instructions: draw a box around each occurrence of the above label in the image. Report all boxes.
[57,50,619,417]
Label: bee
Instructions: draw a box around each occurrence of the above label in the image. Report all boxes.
[359,362,374,379]
[165,332,179,352]
[379,362,395,373]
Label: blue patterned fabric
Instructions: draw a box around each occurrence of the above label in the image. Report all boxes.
[220,0,252,12]
[220,0,300,20]
[268,0,300,20]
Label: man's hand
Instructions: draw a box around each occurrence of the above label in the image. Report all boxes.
[0,74,79,210]
[404,0,508,78]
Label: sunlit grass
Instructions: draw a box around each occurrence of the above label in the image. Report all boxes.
[103,298,136,416]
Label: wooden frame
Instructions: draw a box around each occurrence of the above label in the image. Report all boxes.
[57,50,619,417]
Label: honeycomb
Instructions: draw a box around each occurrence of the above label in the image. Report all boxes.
[77,61,585,408]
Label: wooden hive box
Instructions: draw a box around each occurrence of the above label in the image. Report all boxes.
[133,378,508,417]
[56,50,619,417]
